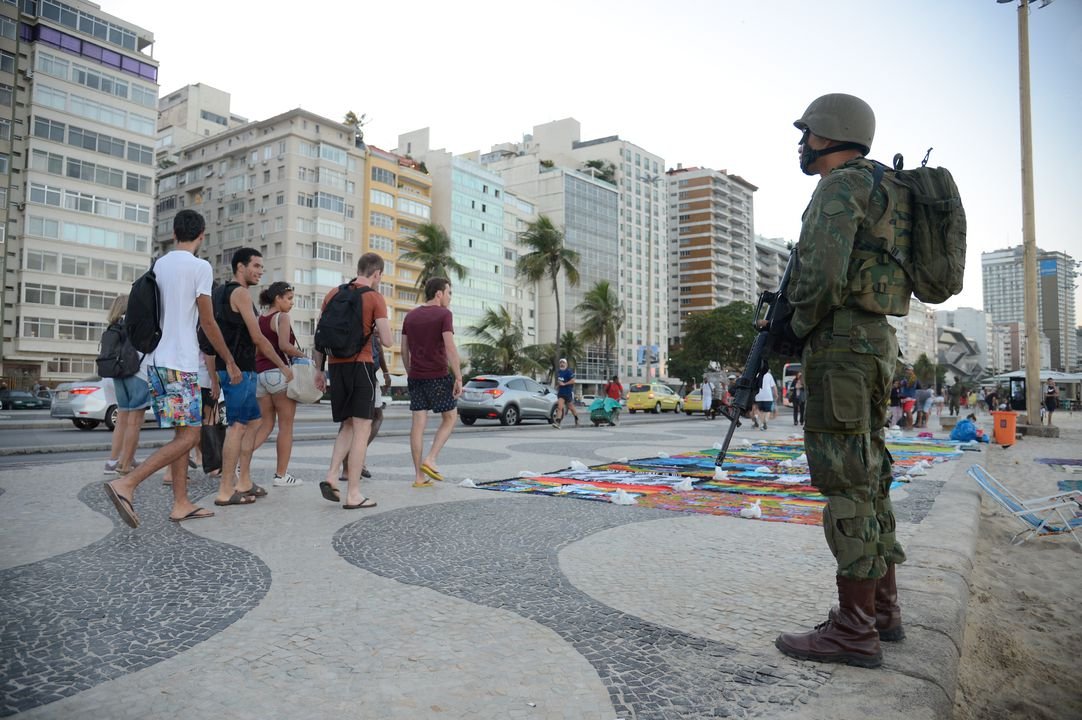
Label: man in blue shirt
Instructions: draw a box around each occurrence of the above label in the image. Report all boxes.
[553,358,579,428]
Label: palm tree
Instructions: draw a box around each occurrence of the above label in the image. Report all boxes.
[465,306,523,375]
[516,215,580,381]
[556,330,585,368]
[400,222,467,289]
[576,280,624,376]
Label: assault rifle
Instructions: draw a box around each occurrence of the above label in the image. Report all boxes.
[715,249,803,467]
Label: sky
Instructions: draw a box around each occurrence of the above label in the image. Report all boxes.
[103,0,1081,319]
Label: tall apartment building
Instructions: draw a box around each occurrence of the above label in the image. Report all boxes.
[754,235,788,298]
[479,146,619,389]
[156,83,246,165]
[361,144,431,371]
[499,189,539,346]
[1,0,158,388]
[154,109,369,360]
[490,119,666,381]
[664,165,757,346]
[982,245,1077,372]
[888,298,937,366]
[935,307,991,372]
[396,128,504,345]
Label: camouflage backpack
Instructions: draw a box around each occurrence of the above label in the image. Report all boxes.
[861,156,967,305]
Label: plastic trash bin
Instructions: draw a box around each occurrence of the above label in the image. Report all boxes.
[991,411,1016,446]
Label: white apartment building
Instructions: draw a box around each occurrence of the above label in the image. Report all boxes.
[888,298,937,366]
[155,109,367,351]
[1,0,158,388]
[491,118,666,382]
[499,190,539,346]
[665,165,757,346]
[156,83,246,165]
[754,235,788,298]
[982,245,1077,372]
[396,128,504,342]
[479,147,619,390]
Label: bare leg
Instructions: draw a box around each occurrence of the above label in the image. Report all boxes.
[271,392,296,476]
[108,426,200,508]
[251,394,276,454]
[168,428,204,519]
[217,421,248,502]
[235,423,258,493]
[107,412,124,464]
[343,419,372,506]
[422,409,457,471]
[117,409,143,471]
[410,410,429,483]
[324,423,353,490]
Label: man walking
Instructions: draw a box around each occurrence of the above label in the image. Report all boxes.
[103,210,241,527]
[314,253,392,509]
[401,277,462,488]
[751,370,777,430]
[774,94,910,669]
[213,248,293,507]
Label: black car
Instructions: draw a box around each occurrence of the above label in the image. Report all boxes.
[0,390,50,410]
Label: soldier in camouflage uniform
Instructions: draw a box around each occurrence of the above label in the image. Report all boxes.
[774,94,911,669]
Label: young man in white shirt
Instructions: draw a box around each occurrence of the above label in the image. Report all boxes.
[752,370,778,430]
[104,210,241,528]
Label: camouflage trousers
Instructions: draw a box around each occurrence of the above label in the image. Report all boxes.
[802,309,906,580]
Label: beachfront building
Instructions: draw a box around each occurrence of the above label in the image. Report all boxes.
[154,108,365,354]
[982,246,1077,372]
[396,128,504,346]
[480,145,619,392]
[664,164,758,347]
[1,0,158,388]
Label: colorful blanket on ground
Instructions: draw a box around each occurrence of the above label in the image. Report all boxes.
[1057,480,1082,493]
[474,437,965,525]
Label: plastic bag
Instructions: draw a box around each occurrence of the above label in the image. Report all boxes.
[286,361,323,404]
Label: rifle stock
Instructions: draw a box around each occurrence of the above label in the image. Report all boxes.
[715,249,803,467]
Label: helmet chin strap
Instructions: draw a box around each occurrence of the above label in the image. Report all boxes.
[799,141,867,175]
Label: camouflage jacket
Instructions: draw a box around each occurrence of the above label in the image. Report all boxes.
[789,158,912,339]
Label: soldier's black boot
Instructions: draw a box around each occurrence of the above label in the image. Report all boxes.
[875,563,905,641]
[775,576,882,668]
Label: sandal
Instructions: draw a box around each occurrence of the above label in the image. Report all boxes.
[319,481,341,503]
[240,483,267,498]
[214,491,256,507]
[343,497,377,509]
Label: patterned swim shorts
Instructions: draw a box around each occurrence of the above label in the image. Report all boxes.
[147,366,202,428]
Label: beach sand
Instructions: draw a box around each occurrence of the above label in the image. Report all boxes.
[952,411,1082,719]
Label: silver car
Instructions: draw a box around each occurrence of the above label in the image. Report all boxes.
[458,375,559,426]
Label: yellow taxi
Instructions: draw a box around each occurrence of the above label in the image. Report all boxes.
[682,388,703,415]
[627,383,682,414]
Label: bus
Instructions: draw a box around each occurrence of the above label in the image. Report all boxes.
[781,362,801,406]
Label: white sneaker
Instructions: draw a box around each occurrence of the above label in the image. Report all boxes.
[104,459,119,475]
[273,472,304,487]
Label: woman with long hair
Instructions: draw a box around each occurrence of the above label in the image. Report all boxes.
[103,295,150,477]
[251,282,307,486]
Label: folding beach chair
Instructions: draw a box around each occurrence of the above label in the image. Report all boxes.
[967,464,1082,550]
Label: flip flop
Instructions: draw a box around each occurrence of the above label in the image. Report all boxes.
[412,479,434,488]
[420,464,443,482]
[103,483,140,528]
[187,457,198,469]
[214,491,256,507]
[319,481,341,503]
[170,507,215,522]
[240,483,267,498]
[343,497,377,509]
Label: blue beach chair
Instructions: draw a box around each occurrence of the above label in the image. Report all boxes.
[967,464,1082,550]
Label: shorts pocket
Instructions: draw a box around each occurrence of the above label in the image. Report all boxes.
[822,368,868,433]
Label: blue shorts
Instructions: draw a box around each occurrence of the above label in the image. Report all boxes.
[217,370,261,425]
[113,375,151,411]
[408,375,457,414]
[557,391,574,403]
[756,401,774,413]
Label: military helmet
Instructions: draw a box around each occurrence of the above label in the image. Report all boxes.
[794,93,875,153]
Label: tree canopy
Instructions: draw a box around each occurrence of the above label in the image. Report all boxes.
[400,222,467,289]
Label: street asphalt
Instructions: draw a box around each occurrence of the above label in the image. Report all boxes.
[2,406,1071,718]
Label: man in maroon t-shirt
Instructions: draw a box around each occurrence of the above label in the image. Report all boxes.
[401,277,462,487]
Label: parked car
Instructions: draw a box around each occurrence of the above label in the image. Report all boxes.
[0,390,50,410]
[682,388,704,415]
[35,388,55,407]
[457,375,559,426]
[626,383,682,414]
[50,378,156,431]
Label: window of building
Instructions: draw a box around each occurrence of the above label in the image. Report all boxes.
[370,189,394,208]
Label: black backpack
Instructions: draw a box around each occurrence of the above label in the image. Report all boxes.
[96,322,142,378]
[125,258,163,353]
[314,282,373,358]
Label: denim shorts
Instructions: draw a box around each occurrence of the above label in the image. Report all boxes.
[113,375,151,411]
[217,370,261,425]
[256,368,289,398]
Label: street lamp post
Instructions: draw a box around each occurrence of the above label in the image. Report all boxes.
[999,0,1048,426]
